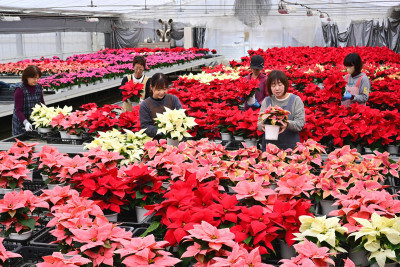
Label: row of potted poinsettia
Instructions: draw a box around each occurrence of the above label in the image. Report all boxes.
[2,138,400,266]
[165,46,400,151]
[0,47,211,91]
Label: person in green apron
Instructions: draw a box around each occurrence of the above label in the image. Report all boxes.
[257,70,305,150]
[341,53,371,107]
[120,55,151,112]
[139,73,182,138]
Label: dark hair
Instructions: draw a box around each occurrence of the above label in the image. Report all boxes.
[266,70,289,96]
[343,53,363,75]
[132,56,146,68]
[22,65,42,84]
[150,73,168,89]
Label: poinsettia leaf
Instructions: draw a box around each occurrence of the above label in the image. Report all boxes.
[140,221,160,237]
[243,236,252,245]
[136,191,146,200]
[20,218,36,230]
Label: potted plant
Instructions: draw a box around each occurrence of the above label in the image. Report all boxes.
[349,213,400,267]
[119,80,145,108]
[123,163,167,222]
[0,190,49,240]
[0,153,31,193]
[71,167,129,222]
[30,104,59,133]
[154,107,197,146]
[258,105,290,140]
[293,215,348,254]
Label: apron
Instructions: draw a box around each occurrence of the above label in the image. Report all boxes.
[12,83,42,136]
[262,94,300,151]
[122,74,149,112]
[145,94,174,120]
[341,74,366,107]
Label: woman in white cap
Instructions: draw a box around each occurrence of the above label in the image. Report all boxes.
[244,55,268,110]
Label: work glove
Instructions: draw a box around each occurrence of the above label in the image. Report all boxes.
[23,120,33,131]
[251,100,261,108]
[341,91,352,100]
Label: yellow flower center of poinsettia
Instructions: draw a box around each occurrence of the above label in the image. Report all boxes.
[223,209,227,213]
[182,222,186,226]
[91,238,97,242]
[250,191,254,195]
[210,235,217,239]
[259,217,263,222]
[77,224,82,228]
[249,264,254,267]
[9,204,12,208]
[148,258,155,264]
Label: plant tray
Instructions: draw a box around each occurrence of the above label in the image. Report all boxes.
[3,246,57,267]
[22,180,45,191]
[46,132,89,145]
[1,225,48,246]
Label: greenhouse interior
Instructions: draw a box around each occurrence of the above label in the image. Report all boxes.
[0,0,400,266]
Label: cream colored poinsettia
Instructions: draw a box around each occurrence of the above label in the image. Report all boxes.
[350,213,400,267]
[154,107,197,141]
[293,215,348,253]
[85,128,151,165]
[181,69,241,84]
[30,104,72,128]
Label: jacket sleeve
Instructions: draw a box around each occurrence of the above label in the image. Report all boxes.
[353,76,370,104]
[139,102,158,137]
[257,98,268,131]
[172,95,183,110]
[287,96,305,132]
[14,88,26,123]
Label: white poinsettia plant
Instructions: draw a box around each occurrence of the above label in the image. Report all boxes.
[30,104,73,128]
[154,107,197,141]
[293,215,348,253]
[349,213,400,267]
[84,128,151,165]
[181,68,241,84]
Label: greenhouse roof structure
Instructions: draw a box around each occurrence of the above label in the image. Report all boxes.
[0,0,398,20]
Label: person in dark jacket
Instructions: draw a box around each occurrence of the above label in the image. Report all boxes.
[244,55,268,110]
[120,55,151,111]
[12,65,45,136]
[139,73,182,137]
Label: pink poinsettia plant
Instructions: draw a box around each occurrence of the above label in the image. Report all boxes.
[37,252,91,267]
[59,111,87,135]
[114,234,181,267]
[0,151,31,190]
[7,139,38,170]
[0,190,49,236]
[280,239,335,267]
[259,105,290,127]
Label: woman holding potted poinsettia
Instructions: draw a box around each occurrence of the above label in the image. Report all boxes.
[139,73,183,138]
[257,70,305,150]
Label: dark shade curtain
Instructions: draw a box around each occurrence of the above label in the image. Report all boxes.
[322,18,400,53]
[111,20,144,49]
[193,27,206,48]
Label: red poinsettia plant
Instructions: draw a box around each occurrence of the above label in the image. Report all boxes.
[122,163,167,208]
[71,167,129,214]
[119,80,145,103]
